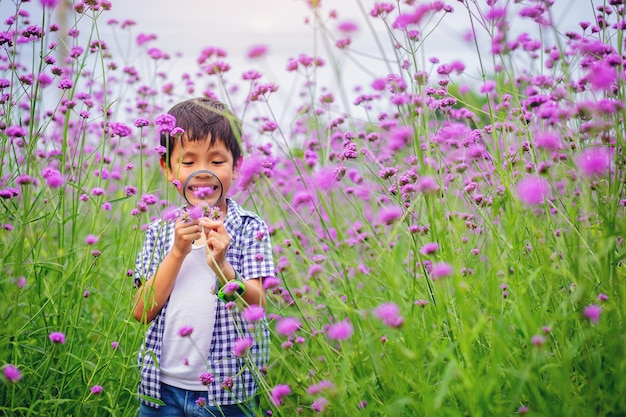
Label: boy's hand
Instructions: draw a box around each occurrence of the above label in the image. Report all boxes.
[172,218,202,257]
[199,218,231,275]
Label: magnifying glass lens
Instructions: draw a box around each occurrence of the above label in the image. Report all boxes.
[182,170,224,210]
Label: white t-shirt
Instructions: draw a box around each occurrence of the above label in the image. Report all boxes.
[160,244,217,390]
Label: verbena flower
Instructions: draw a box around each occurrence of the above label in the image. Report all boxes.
[200,372,215,385]
[372,303,404,328]
[40,0,60,7]
[583,304,602,324]
[326,319,353,340]
[430,262,453,280]
[531,335,546,347]
[378,205,403,225]
[2,364,22,383]
[420,242,439,255]
[247,45,268,59]
[90,385,103,395]
[221,376,234,391]
[576,147,610,177]
[270,384,291,406]
[178,326,193,337]
[154,113,176,134]
[233,337,254,358]
[242,305,265,322]
[195,397,207,407]
[516,176,550,205]
[307,380,335,395]
[275,317,302,336]
[208,205,223,220]
[311,397,329,412]
[49,331,66,344]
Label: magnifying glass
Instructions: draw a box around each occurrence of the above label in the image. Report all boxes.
[182,169,224,209]
[181,170,224,249]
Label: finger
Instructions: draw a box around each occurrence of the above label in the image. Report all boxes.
[199,218,224,231]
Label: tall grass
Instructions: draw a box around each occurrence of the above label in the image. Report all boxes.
[1,1,624,416]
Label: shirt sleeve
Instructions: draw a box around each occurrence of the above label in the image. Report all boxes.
[237,216,275,281]
[133,220,169,288]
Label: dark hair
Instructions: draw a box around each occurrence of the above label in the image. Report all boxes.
[160,97,242,167]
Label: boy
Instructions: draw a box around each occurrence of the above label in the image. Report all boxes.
[133,97,274,416]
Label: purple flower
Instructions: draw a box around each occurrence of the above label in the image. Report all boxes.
[414,299,429,307]
[420,242,439,255]
[90,385,103,395]
[58,78,73,90]
[576,147,610,178]
[111,341,119,349]
[479,80,496,94]
[17,276,26,288]
[162,207,180,221]
[534,132,561,150]
[200,372,215,385]
[195,397,207,407]
[516,176,550,205]
[154,113,176,134]
[125,185,137,196]
[109,122,132,137]
[221,376,234,391]
[270,384,291,406]
[430,262,453,280]
[42,167,65,189]
[233,337,254,358]
[311,397,329,412]
[85,234,98,245]
[247,45,268,59]
[222,281,244,296]
[49,331,66,344]
[307,380,335,395]
[388,125,413,151]
[263,277,281,290]
[2,364,22,383]
[40,0,60,7]
[583,304,602,324]
[415,176,439,194]
[16,175,35,186]
[378,205,403,225]
[372,303,404,328]
[586,61,616,90]
[91,187,105,196]
[275,317,302,336]
[531,335,546,347]
[242,305,265,322]
[186,206,203,221]
[178,326,193,337]
[326,319,354,340]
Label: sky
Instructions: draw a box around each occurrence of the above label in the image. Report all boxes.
[1,0,593,121]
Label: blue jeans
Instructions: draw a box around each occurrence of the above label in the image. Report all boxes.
[139,383,257,417]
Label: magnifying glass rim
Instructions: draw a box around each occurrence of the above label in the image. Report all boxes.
[182,169,224,207]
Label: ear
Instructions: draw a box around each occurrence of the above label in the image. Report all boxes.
[232,156,243,181]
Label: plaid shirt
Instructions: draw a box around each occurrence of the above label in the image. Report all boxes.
[134,198,274,408]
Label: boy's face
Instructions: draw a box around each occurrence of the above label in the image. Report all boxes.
[161,135,239,213]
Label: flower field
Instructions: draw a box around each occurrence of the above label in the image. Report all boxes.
[1,1,625,416]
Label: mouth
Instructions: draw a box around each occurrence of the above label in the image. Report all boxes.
[188,184,218,199]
